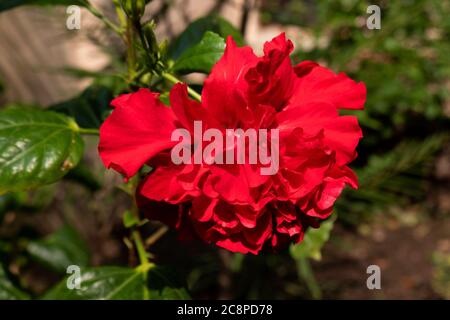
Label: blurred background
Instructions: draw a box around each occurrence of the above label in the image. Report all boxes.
[0,0,449,299]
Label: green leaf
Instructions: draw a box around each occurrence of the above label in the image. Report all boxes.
[26,225,90,273]
[290,217,335,261]
[159,92,170,106]
[0,108,84,194]
[170,16,244,59]
[42,265,191,300]
[50,85,113,129]
[0,0,85,12]
[172,31,225,74]
[0,265,29,300]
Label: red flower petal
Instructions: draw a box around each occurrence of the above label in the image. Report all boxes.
[293,60,319,77]
[290,64,366,110]
[170,83,222,132]
[245,33,297,110]
[139,163,204,204]
[300,165,358,218]
[277,101,362,165]
[99,89,177,179]
[202,37,258,127]
[215,212,272,254]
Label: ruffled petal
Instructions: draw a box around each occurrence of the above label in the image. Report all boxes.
[139,163,204,204]
[245,33,296,110]
[290,64,366,110]
[300,165,358,218]
[202,37,258,127]
[215,212,272,254]
[169,83,222,132]
[277,101,362,165]
[293,60,318,77]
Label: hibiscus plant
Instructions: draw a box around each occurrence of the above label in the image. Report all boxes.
[0,0,368,300]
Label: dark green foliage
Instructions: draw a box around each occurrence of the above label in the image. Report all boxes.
[170,15,244,59]
[0,265,29,300]
[26,225,90,273]
[50,85,114,129]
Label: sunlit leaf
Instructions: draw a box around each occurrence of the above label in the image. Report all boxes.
[172,31,225,74]
[0,108,84,194]
[42,265,191,300]
[170,16,243,59]
[290,217,335,261]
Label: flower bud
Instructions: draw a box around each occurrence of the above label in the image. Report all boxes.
[120,0,146,20]
[142,22,158,56]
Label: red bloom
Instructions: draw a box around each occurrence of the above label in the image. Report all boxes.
[98,33,365,254]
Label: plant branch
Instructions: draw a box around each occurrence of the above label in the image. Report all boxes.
[112,0,127,28]
[78,128,100,136]
[297,256,322,300]
[126,18,137,82]
[162,72,202,102]
[132,230,149,265]
[145,226,169,248]
[83,0,123,35]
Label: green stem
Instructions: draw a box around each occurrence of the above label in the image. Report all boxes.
[128,178,149,266]
[145,226,169,247]
[118,8,149,267]
[132,230,149,265]
[126,18,137,82]
[297,257,322,300]
[83,0,123,35]
[162,73,202,102]
[78,128,100,136]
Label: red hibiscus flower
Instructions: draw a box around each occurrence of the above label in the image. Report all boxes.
[98,33,366,254]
